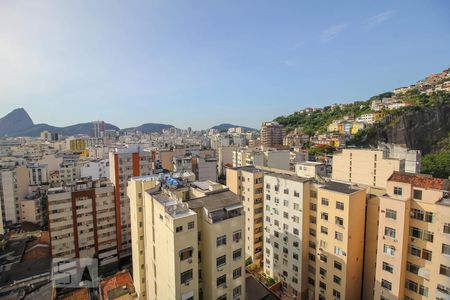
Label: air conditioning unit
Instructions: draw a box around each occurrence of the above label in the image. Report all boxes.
[223,284,227,288]
[187,258,192,263]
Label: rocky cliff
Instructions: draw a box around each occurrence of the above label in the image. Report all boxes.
[374,103,450,155]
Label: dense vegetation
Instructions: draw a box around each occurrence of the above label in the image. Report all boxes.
[421,133,450,179]
[274,90,450,136]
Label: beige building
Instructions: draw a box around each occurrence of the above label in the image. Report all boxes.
[128,178,246,300]
[332,148,404,188]
[109,145,153,259]
[47,178,118,270]
[263,171,312,299]
[0,165,29,232]
[261,122,286,148]
[19,193,44,225]
[372,172,450,300]
[226,166,264,266]
[313,181,366,300]
[232,149,290,171]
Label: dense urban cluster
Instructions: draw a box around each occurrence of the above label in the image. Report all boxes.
[0,69,449,300]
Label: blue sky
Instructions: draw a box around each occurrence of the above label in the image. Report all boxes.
[0,1,449,129]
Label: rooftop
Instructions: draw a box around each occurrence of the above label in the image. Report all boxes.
[230,165,263,173]
[320,181,363,195]
[187,190,241,211]
[389,171,449,190]
[101,270,136,300]
[264,171,310,183]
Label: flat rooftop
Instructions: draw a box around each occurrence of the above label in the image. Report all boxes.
[230,166,263,173]
[320,181,362,195]
[188,190,241,211]
[264,171,310,183]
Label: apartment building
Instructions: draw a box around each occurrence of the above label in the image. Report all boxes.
[109,145,153,259]
[192,156,218,182]
[226,166,264,266]
[0,165,29,232]
[232,149,290,171]
[47,178,118,270]
[260,122,286,148]
[332,148,404,188]
[313,181,366,300]
[80,159,110,179]
[19,192,45,225]
[373,172,450,300]
[59,161,81,185]
[128,178,246,300]
[263,172,312,299]
[28,163,48,185]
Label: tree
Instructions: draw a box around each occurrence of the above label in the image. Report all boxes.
[421,151,450,179]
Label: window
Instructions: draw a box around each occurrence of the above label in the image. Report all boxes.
[319,254,327,263]
[284,188,289,194]
[413,189,422,200]
[406,262,419,274]
[381,279,392,291]
[333,275,341,285]
[335,217,344,226]
[216,274,226,287]
[334,261,342,271]
[233,248,242,260]
[445,223,450,234]
[422,249,432,261]
[335,231,343,241]
[294,191,300,197]
[293,228,299,236]
[217,295,226,300]
[293,203,300,211]
[321,198,329,206]
[181,269,193,284]
[384,227,396,238]
[405,279,418,293]
[233,286,242,297]
[442,243,450,255]
[393,187,402,195]
[217,235,226,247]
[321,212,328,221]
[319,267,327,276]
[233,230,242,242]
[176,226,183,233]
[419,284,428,297]
[336,201,344,210]
[411,208,424,221]
[321,226,328,235]
[410,227,422,239]
[319,281,326,290]
[179,247,193,261]
[423,230,434,242]
[188,221,195,229]
[216,255,226,268]
[334,246,345,256]
[408,245,421,257]
[233,267,242,279]
[425,211,433,223]
[310,203,317,211]
[283,199,289,207]
[384,244,395,256]
[382,262,393,273]
[440,264,450,277]
[274,185,279,192]
[385,209,397,220]
[333,289,341,299]
[310,191,317,198]
[283,212,289,219]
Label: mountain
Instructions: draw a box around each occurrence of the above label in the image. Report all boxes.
[123,123,175,133]
[210,123,258,132]
[0,108,34,136]
[0,108,174,136]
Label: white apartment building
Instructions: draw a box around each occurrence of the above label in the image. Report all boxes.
[28,163,49,185]
[80,159,110,179]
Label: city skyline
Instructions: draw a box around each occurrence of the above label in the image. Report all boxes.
[1,1,450,129]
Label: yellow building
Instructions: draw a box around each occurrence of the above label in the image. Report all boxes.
[332,148,404,188]
[68,138,87,151]
[128,178,246,300]
[350,122,366,135]
[373,172,450,300]
[313,181,367,300]
[226,166,264,266]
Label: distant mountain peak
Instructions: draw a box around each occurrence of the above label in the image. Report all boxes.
[0,108,34,136]
[210,123,257,132]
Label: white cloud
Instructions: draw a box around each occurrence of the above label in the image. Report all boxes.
[320,24,347,43]
[366,10,396,29]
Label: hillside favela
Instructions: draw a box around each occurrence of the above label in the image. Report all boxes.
[0,2,449,300]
